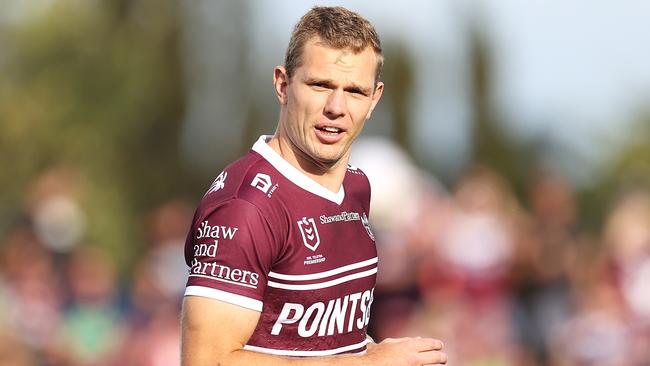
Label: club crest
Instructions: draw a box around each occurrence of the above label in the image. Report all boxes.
[361,212,375,241]
[297,217,320,251]
[206,171,228,196]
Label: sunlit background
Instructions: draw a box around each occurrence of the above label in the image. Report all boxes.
[2,0,650,365]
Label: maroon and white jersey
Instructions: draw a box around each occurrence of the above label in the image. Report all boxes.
[184,135,377,357]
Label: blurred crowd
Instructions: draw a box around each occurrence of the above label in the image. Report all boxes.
[2,138,650,365]
[353,138,650,366]
[0,167,189,366]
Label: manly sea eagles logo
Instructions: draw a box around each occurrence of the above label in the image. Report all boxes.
[361,213,375,241]
[297,217,320,251]
[205,171,228,196]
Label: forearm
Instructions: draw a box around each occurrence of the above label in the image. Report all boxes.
[224,349,369,366]
[183,337,446,366]
[183,348,370,366]
[183,331,445,366]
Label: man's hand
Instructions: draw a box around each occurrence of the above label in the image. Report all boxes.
[365,337,447,366]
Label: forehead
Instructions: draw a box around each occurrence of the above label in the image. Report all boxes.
[296,39,377,86]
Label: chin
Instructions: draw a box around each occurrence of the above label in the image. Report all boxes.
[308,144,349,167]
[314,154,345,167]
[313,148,340,161]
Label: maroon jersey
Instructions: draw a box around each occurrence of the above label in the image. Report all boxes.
[184,135,377,357]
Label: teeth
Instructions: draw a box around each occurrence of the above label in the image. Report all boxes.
[322,127,340,133]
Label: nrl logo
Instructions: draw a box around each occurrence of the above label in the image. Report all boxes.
[297,217,320,251]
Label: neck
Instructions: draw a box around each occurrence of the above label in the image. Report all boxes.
[267,135,348,193]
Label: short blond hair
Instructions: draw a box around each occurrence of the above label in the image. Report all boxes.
[284,6,384,83]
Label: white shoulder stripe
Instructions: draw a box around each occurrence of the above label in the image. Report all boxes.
[269,257,378,281]
[244,338,368,357]
[184,286,263,312]
[267,268,377,291]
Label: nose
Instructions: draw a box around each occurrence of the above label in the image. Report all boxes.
[323,89,347,119]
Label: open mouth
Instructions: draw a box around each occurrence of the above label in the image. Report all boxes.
[316,126,344,135]
[315,125,345,143]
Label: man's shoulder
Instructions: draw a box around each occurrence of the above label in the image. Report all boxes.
[198,151,284,215]
[344,163,371,190]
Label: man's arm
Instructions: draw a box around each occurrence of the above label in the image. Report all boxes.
[181,296,447,366]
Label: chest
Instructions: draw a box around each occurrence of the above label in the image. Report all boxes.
[254,182,378,343]
[275,198,377,276]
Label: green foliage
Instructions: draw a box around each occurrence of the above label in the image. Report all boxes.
[580,113,650,229]
[382,42,415,157]
[466,25,538,201]
[0,0,190,271]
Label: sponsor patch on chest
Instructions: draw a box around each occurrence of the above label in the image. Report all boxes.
[271,288,375,338]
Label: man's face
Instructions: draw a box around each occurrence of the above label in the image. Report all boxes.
[274,38,384,170]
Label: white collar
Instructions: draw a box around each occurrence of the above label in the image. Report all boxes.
[252,135,345,205]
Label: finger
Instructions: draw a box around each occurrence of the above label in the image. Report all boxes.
[381,338,402,344]
[417,350,448,365]
[411,338,444,352]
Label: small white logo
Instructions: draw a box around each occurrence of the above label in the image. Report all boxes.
[320,211,361,224]
[251,173,272,194]
[297,217,320,251]
[361,213,375,241]
[206,171,227,195]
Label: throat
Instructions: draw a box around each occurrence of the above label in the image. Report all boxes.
[268,136,346,193]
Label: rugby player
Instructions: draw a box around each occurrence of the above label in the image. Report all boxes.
[181,6,447,365]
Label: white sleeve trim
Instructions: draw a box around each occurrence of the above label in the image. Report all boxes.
[184,285,263,312]
[244,338,369,357]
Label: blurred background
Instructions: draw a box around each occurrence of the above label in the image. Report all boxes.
[1,0,650,365]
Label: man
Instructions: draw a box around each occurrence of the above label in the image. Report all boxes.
[181,6,447,365]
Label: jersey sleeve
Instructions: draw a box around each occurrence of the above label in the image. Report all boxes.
[184,198,278,312]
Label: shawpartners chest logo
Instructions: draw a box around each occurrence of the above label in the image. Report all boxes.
[297,217,320,251]
[361,213,375,241]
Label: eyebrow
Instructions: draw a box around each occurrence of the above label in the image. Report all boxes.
[303,76,373,96]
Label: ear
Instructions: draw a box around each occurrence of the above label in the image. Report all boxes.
[273,66,289,105]
[365,81,384,120]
